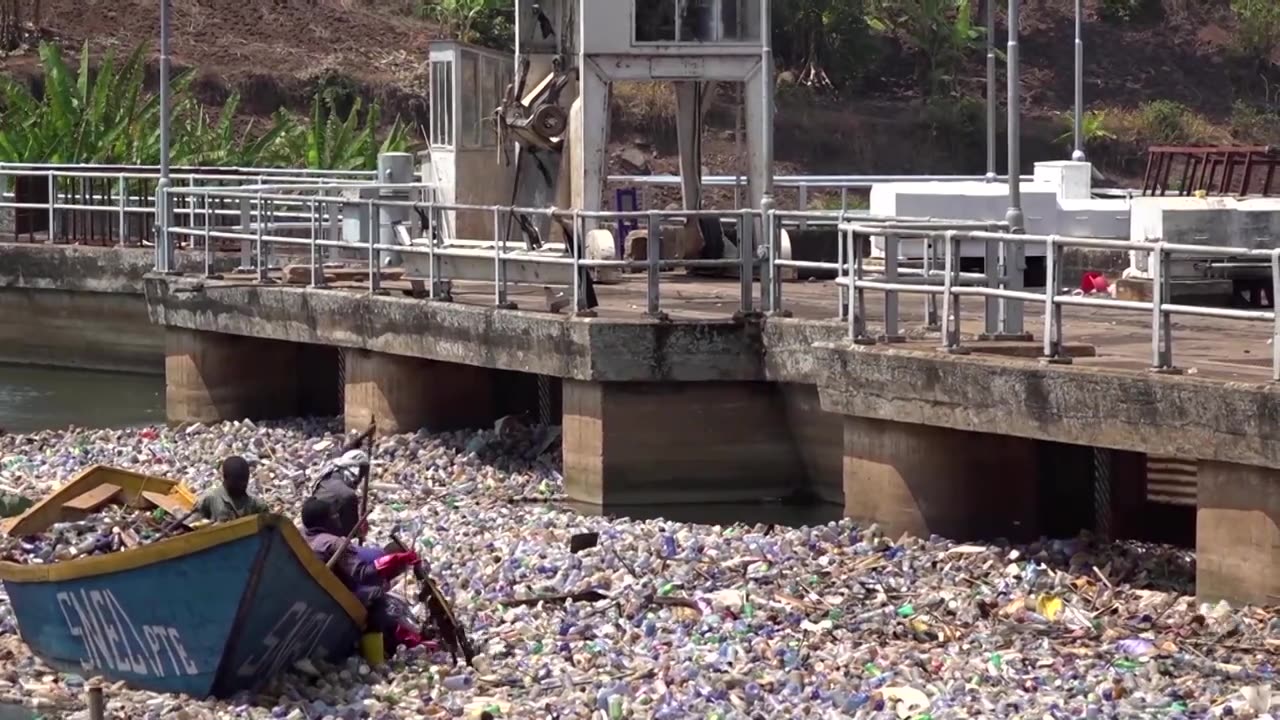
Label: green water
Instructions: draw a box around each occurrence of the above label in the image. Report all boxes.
[0,363,164,434]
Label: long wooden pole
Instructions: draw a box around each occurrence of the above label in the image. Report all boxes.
[326,508,374,570]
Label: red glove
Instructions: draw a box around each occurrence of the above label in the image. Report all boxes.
[374,551,419,579]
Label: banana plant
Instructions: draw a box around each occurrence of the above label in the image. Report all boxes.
[0,40,411,169]
[866,0,986,96]
[423,0,511,46]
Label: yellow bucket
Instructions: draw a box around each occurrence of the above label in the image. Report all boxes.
[360,632,385,666]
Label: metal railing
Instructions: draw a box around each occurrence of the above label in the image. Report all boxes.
[0,165,376,247]
[163,182,763,316]
[9,163,1278,381]
[834,221,1280,380]
[606,173,1038,226]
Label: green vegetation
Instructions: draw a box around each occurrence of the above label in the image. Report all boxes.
[865,0,985,96]
[1056,110,1117,150]
[419,0,512,48]
[1134,99,1194,144]
[1230,0,1280,67]
[1229,100,1280,143]
[0,42,408,168]
[772,0,875,90]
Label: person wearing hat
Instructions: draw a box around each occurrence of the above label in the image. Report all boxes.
[309,421,377,540]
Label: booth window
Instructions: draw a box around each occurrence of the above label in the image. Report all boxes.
[635,0,761,43]
[430,59,454,147]
[461,54,481,148]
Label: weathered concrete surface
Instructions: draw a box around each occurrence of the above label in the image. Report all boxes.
[780,384,843,504]
[0,243,233,294]
[563,380,802,506]
[0,288,163,373]
[343,349,499,434]
[166,328,305,424]
[815,343,1280,471]
[145,279,765,383]
[1196,461,1280,606]
[0,244,238,372]
[842,416,1041,540]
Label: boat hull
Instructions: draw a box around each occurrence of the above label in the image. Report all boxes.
[1,515,365,697]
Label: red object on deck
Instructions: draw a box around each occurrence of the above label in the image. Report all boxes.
[1080,271,1109,294]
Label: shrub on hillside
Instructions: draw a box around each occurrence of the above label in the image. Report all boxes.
[1136,100,1194,144]
[1231,0,1280,68]
[1229,100,1280,143]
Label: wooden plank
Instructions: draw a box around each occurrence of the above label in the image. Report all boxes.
[141,491,190,518]
[63,483,121,512]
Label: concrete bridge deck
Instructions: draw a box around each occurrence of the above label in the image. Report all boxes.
[199,268,1277,384]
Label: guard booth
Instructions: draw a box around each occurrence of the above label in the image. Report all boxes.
[422,41,515,241]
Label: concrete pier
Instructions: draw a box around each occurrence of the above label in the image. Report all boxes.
[166,329,303,424]
[342,349,497,434]
[1196,461,1280,605]
[842,417,1040,540]
[563,380,802,507]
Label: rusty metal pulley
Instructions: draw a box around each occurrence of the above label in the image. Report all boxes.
[531,103,568,140]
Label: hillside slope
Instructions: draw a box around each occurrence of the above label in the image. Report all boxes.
[2,0,1276,180]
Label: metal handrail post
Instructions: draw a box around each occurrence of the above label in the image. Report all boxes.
[844,228,856,340]
[367,199,381,294]
[255,193,267,283]
[117,174,127,246]
[837,215,848,320]
[1041,235,1070,363]
[763,197,784,314]
[758,209,772,312]
[1149,243,1178,372]
[494,207,514,309]
[309,197,320,287]
[47,172,56,244]
[427,198,439,299]
[738,210,754,315]
[1272,250,1280,381]
[852,227,874,345]
[646,211,666,320]
[881,232,904,342]
[202,193,212,277]
[924,234,939,330]
[941,231,967,354]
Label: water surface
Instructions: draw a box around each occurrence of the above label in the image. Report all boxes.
[0,364,164,434]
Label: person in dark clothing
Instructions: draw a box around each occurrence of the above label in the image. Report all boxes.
[300,498,426,655]
[309,421,377,539]
[194,456,269,523]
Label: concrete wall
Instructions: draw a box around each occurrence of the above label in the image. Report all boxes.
[0,288,162,373]
[0,244,237,374]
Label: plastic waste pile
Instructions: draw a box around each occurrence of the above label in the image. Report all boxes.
[0,419,1277,719]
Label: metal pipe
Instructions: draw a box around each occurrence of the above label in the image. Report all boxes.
[986,0,998,182]
[1006,0,1023,233]
[155,0,173,271]
[1072,0,1086,162]
[759,0,775,200]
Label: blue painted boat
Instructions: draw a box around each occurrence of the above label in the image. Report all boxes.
[0,466,366,697]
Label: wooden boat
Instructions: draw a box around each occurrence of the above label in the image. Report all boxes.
[0,465,366,697]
